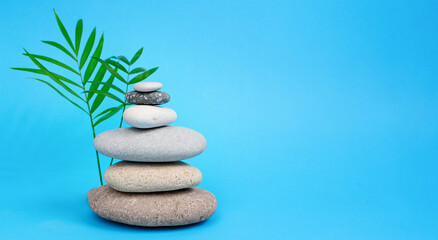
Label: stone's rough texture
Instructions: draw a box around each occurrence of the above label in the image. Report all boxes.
[125,91,170,105]
[123,105,177,129]
[87,185,217,227]
[133,82,163,92]
[104,161,202,192]
[94,126,207,162]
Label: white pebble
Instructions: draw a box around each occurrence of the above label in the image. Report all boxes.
[133,82,163,92]
[123,105,176,129]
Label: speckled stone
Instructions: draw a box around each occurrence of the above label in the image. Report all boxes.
[133,82,162,92]
[123,105,177,129]
[125,91,170,105]
[87,185,217,227]
[104,161,202,192]
[94,126,207,162]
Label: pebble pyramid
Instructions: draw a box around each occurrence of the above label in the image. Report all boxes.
[87,82,217,227]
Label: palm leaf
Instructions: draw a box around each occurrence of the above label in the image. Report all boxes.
[86,64,106,100]
[11,67,82,88]
[88,89,124,105]
[96,58,127,83]
[95,82,125,95]
[79,28,96,70]
[23,53,80,76]
[107,59,128,73]
[129,67,146,74]
[29,78,87,114]
[75,19,83,55]
[89,74,116,114]
[23,49,84,102]
[83,33,104,83]
[94,104,123,119]
[117,56,130,65]
[53,9,75,53]
[86,79,126,95]
[94,107,122,127]
[129,67,158,84]
[130,47,143,65]
[106,83,125,95]
[42,41,76,61]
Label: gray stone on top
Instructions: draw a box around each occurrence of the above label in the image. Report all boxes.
[93,126,207,162]
[87,185,217,227]
[125,91,170,105]
[133,82,163,92]
[104,161,202,192]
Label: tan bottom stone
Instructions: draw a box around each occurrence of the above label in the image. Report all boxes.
[87,185,217,227]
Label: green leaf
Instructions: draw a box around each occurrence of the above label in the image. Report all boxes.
[86,64,106,100]
[107,83,125,95]
[98,82,125,95]
[93,107,122,127]
[129,67,158,84]
[11,67,82,88]
[88,89,124,105]
[75,19,83,55]
[117,55,130,65]
[94,105,123,119]
[23,49,84,102]
[129,67,146,74]
[96,58,127,83]
[89,74,116,114]
[42,41,76,61]
[53,9,75,53]
[86,79,126,95]
[29,78,87,114]
[130,47,143,65]
[83,33,104,83]
[107,59,128,73]
[23,53,80,76]
[79,28,96,70]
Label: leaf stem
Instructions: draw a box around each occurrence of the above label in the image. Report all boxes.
[77,60,103,185]
[109,65,130,166]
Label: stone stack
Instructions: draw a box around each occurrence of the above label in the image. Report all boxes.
[87,82,217,227]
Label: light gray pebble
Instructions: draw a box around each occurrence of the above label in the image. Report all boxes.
[94,126,207,162]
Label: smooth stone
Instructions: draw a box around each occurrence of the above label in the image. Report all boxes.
[125,91,170,105]
[104,161,202,192]
[94,126,207,162]
[133,82,163,92]
[87,185,217,227]
[123,105,176,129]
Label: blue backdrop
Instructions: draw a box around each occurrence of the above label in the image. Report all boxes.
[0,0,437,239]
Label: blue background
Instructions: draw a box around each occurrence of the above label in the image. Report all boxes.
[0,0,437,239]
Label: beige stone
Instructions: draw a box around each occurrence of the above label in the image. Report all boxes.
[87,185,217,227]
[104,161,202,192]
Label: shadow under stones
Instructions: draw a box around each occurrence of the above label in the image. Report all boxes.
[88,211,211,231]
